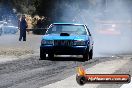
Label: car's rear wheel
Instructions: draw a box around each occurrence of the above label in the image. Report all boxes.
[40,48,46,60]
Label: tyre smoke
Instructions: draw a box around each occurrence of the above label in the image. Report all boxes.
[54,0,132,56]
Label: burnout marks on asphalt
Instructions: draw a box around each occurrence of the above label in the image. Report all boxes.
[0,54,127,88]
[0,54,100,88]
[41,57,129,88]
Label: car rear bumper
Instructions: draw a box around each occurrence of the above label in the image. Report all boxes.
[40,45,88,55]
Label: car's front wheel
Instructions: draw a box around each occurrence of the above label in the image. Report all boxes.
[89,49,93,60]
[83,51,89,61]
[40,48,46,60]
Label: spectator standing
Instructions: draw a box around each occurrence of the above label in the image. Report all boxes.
[36,18,42,28]
[41,16,46,28]
[18,15,27,41]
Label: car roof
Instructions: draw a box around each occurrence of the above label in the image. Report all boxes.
[53,23,85,26]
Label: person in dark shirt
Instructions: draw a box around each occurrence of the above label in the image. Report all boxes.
[36,18,42,28]
[18,15,27,41]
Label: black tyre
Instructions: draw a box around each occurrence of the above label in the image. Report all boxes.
[89,49,93,60]
[83,51,89,61]
[76,75,87,85]
[40,48,46,60]
[48,53,54,59]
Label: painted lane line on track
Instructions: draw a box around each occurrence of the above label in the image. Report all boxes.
[120,77,132,88]
[40,58,129,88]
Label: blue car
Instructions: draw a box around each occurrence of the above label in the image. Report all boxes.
[40,23,93,61]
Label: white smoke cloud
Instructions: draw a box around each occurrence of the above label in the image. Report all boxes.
[55,0,132,56]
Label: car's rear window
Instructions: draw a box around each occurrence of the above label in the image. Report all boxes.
[46,24,87,35]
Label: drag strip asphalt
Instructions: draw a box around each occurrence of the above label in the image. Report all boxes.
[40,56,130,88]
[0,54,129,88]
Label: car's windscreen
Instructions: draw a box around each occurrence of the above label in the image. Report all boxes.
[46,25,87,35]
